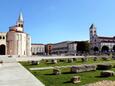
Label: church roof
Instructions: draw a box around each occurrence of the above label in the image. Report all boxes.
[32,43,44,45]
[98,36,115,40]
[90,24,96,29]
[101,40,115,43]
[18,12,23,21]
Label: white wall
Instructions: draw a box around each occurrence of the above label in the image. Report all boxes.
[31,44,45,55]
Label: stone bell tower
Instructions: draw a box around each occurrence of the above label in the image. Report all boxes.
[89,24,97,42]
[16,12,24,32]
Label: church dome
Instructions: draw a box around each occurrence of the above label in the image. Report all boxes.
[9,26,17,32]
[9,25,23,32]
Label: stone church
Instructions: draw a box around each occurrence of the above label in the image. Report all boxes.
[0,12,31,56]
[90,24,115,53]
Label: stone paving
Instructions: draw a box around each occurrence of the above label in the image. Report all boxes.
[0,57,45,86]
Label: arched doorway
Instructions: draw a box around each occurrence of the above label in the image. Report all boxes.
[93,47,99,52]
[0,44,6,55]
[101,46,109,53]
[93,47,99,54]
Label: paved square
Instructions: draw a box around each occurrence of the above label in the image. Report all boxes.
[0,61,44,86]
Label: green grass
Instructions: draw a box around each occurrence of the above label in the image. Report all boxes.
[20,57,115,86]
[22,66,115,86]
[20,57,115,68]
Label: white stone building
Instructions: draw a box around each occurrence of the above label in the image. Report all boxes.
[90,24,115,53]
[0,32,7,55]
[0,12,31,56]
[68,41,77,55]
[31,44,45,55]
[52,41,77,56]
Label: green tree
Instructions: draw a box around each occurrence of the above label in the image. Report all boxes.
[77,41,90,53]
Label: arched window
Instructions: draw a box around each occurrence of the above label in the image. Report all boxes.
[0,36,2,39]
[90,31,92,33]
[3,36,5,39]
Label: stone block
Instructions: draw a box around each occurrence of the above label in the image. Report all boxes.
[101,70,115,77]
[71,76,81,84]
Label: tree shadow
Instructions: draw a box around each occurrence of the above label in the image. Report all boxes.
[62,72,76,74]
[44,73,54,75]
[95,75,110,78]
[63,81,71,84]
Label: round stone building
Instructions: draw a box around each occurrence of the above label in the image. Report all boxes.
[0,12,31,56]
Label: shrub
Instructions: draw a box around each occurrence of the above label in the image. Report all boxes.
[97,64,112,70]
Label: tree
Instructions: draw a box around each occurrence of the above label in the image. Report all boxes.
[77,41,90,54]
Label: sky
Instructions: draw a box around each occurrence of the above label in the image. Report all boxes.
[0,0,115,44]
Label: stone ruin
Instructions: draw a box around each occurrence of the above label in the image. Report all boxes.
[100,70,115,77]
[71,76,81,84]
[53,67,61,75]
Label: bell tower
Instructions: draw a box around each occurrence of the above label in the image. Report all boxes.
[16,12,24,32]
[89,24,97,42]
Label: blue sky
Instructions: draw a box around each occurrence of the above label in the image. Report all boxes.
[0,0,115,44]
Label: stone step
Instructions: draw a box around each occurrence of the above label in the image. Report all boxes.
[0,56,17,63]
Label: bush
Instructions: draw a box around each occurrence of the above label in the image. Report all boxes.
[97,64,112,70]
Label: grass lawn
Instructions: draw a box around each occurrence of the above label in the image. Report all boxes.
[20,57,115,68]
[21,65,115,86]
[20,57,115,86]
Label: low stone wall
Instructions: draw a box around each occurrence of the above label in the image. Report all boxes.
[97,64,112,70]
[71,64,96,73]
[100,70,115,77]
